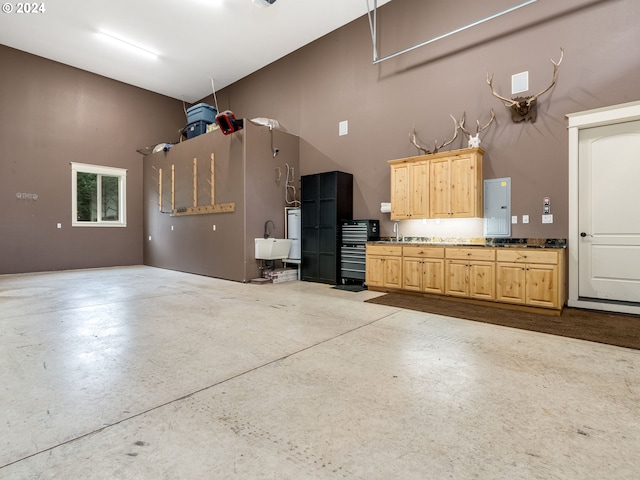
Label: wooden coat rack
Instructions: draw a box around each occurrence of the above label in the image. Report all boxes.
[158,153,235,216]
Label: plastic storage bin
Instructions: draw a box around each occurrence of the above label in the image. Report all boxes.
[186,103,217,124]
[185,120,209,139]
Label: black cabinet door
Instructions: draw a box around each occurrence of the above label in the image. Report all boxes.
[301,171,353,284]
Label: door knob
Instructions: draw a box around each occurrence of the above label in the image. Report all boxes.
[580,232,593,237]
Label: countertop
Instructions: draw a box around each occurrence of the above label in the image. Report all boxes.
[368,237,567,249]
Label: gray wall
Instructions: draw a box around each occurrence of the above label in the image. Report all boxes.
[3,0,640,274]
[204,0,640,240]
[0,45,185,274]
[142,122,300,282]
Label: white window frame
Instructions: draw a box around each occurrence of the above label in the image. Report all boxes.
[71,162,127,227]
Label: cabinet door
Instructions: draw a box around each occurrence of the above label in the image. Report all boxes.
[496,262,526,304]
[526,263,559,308]
[384,256,403,289]
[429,158,450,218]
[403,257,422,291]
[409,161,429,218]
[390,164,410,219]
[469,261,495,300]
[445,260,469,296]
[449,154,475,217]
[366,256,385,287]
[422,258,445,294]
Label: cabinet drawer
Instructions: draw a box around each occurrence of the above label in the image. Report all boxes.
[445,247,495,261]
[402,245,445,258]
[496,249,559,264]
[366,245,402,256]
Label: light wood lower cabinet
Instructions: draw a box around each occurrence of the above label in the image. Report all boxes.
[445,247,496,300]
[366,245,402,289]
[402,245,445,294]
[367,244,566,311]
[496,249,565,309]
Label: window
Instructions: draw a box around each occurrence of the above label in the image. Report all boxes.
[72,163,127,227]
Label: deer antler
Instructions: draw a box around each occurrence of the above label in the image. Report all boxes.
[410,115,459,155]
[526,48,564,106]
[434,115,459,152]
[487,48,564,123]
[477,109,495,134]
[487,74,519,107]
[459,110,495,137]
[410,125,431,155]
[459,110,495,148]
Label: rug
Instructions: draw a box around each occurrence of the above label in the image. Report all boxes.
[365,293,640,350]
[332,284,368,292]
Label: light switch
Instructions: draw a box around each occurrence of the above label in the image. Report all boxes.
[339,120,348,136]
[522,215,529,224]
[511,216,518,224]
[542,214,553,224]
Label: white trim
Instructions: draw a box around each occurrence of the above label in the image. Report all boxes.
[567,100,640,128]
[567,99,640,315]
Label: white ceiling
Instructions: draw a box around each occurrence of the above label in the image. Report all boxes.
[0,0,392,103]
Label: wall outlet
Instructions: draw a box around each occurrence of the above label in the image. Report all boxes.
[148,235,152,241]
[542,214,553,224]
[213,225,216,231]
[56,223,61,229]
[522,215,529,224]
[511,216,518,224]
[171,225,174,231]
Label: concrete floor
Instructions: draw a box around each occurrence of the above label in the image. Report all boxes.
[0,266,638,479]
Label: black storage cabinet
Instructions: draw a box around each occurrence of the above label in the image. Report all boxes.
[301,171,353,284]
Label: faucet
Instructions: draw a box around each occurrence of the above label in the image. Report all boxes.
[264,220,276,239]
[393,222,400,242]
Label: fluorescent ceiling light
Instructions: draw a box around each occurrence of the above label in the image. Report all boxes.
[97,31,159,59]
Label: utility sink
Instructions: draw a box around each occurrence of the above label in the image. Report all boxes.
[255,238,292,260]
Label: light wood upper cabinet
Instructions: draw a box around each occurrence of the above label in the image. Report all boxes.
[430,149,483,218]
[388,148,483,220]
[389,160,429,219]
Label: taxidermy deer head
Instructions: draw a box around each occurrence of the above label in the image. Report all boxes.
[410,115,459,155]
[487,48,563,123]
[458,110,495,148]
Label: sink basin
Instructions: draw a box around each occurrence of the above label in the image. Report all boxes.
[255,238,292,260]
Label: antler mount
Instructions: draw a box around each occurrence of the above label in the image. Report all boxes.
[487,48,563,123]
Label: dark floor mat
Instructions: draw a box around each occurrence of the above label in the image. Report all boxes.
[332,284,368,292]
[366,293,640,350]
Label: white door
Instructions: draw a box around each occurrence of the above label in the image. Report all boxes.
[578,120,640,303]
